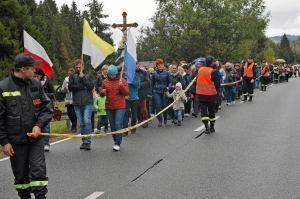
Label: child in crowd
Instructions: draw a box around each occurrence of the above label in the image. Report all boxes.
[166,82,187,126]
[93,89,108,134]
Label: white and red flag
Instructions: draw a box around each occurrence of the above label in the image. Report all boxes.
[23,30,53,77]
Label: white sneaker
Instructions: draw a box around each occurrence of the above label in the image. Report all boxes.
[113,145,120,151]
[232,101,235,105]
[218,106,221,109]
[185,114,190,117]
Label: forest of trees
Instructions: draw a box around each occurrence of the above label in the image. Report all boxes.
[1,0,300,85]
[0,0,115,84]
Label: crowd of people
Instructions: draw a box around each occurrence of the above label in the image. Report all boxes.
[1,53,298,199]
[58,56,299,152]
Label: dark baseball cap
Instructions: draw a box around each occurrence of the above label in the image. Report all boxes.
[248,56,253,59]
[14,53,42,68]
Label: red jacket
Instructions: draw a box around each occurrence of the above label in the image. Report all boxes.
[100,76,129,110]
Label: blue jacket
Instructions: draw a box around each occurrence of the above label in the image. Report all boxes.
[128,73,140,100]
[149,69,172,95]
[216,68,223,85]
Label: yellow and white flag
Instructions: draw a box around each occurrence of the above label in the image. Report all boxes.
[82,19,114,68]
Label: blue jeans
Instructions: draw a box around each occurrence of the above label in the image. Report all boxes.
[74,105,93,143]
[174,110,182,122]
[43,123,50,146]
[255,77,260,88]
[97,115,108,131]
[224,86,236,103]
[106,109,125,146]
[153,93,168,122]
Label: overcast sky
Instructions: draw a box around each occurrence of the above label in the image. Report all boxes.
[56,0,300,49]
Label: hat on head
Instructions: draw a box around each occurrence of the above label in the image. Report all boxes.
[175,82,182,89]
[34,68,45,76]
[107,65,118,75]
[248,56,253,59]
[14,53,41,68]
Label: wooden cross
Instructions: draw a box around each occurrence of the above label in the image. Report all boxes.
[112,12,138,41]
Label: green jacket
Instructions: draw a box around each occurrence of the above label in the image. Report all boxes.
[93,95,106,116]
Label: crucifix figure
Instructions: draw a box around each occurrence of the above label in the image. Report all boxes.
[112,12,138,41]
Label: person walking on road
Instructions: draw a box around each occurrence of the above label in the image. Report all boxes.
[33,68,55,152]
[241,56,256,102]
[100,65,129,151]
[0,53,53,199]
[261,63,269,91]
[62,68,77,134]
[166,82,187,126]
[196,56,220,134]
[69,59,95,151]
[136,61,150,128]
[149,59,172,127]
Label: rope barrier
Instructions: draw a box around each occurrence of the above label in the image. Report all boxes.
[27,68,274,138]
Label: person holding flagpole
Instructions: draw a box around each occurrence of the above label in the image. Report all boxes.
[100,65,129,151]
[69,59,95,151]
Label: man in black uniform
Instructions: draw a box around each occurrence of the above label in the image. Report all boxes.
[196,56,220,134]
[241,56,256,102]
[0,53,53,199]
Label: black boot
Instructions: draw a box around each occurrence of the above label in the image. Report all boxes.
[264,86,267,91]
[260,86,263,91]
[242,96,247,102]
[210,122,215,133]
[248,96,252,102]
[204,123,210,134]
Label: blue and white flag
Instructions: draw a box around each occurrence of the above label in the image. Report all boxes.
[115,50,124,63]
[124,30,137,84]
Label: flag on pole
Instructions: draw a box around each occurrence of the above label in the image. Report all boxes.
[23,30,53,77]
[124,30,137,84]
[115,50,124,63]
[82,19,114,68]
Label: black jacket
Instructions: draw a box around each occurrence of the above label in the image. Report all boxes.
[136,69,150,100]
[42,77,55,100]
[0,72,53,146]
[190,68,198,94]
[69,70,95,106]
[169,72,183,93]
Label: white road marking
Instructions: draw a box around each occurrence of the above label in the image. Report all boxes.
[0,157,9,162]
[51,138,71,145]
[0,138,72,162]
[84,191,105,199]
[194,116,220,131]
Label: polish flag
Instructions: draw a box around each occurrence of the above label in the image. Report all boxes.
[23,30,53,77]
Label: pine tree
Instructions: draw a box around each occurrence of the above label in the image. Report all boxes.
[278,34,294,64]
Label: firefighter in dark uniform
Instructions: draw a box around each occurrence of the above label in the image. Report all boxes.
[241,56,256,102]
[261,63,269,91]
[196,56,220,134]
[0,53,53,199]
[273,65,279,84]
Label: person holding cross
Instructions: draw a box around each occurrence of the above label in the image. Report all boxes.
[69,59,95,151]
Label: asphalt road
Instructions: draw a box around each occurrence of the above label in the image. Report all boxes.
[1,77,300,199]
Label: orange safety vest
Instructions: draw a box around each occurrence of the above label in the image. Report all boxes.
[261,66,269,77]
[243,62,254,78]
[196,67,217,95]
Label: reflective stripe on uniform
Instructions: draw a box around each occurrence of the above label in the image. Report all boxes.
[201,117,209,121]
[248,94,254,96]
[30,181,48,187]
[209,118,216,121]
[14,183,30,189]
[242,93,248,96]
[2,91,21,97]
